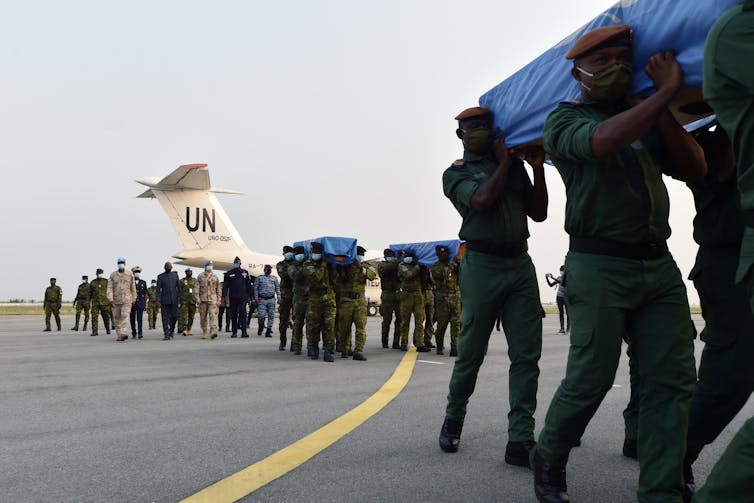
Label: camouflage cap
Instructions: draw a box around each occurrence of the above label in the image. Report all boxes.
[356,246,366,255]
[454,106,491,121]
[565,24,632,60]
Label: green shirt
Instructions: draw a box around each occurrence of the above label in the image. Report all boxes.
[688,177,743,248]
[543,101,670,244]
[703,0,754,211]
[276,260,294,292]
[430,261,459,295]
[74,282,91,302]
[44,285,62,304]
[377,260,400,292]
[90,278,109,305]
[180,277,198,305]
[398,263,422,292]
[443,152,532,245]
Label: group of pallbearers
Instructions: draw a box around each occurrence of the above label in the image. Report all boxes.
[437,13,754,503]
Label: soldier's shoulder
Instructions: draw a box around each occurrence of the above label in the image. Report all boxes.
[449,159,465,169]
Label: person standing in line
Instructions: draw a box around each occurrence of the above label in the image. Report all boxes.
[196,260,222,340]
[43,278,62,332]
[223,256,252,338]
[90,268,111,336]
[378,248,402,349]
[71,275,91,332]
[156,262,182,340]
[545,265,569,334]
[178,268,198,336]
[254,264,281,337]
[288,245,310,355]
[130,266,148,339]
[276,246,296,350]
[430,245,461,356]
[146,279,159,330]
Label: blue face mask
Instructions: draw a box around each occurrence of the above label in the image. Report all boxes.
[233,263,240,269]
[134,272,140,279]
[118,264,125,271]
[403,257,414,264]
[295,254,305,263]
[97,274,103,279]
[311,253,322,261]
[356,256,364,263]
[386,256,397,263]
[284,252,295,261]
[205,266,212,271]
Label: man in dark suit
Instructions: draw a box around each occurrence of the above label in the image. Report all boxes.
[223,256,252,338]
[156,262,183,340]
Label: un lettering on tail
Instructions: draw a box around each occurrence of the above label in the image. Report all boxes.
[135,164,281,276]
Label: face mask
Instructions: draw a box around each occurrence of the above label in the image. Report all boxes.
[295,254,305,262]
[151,282,156,286]
[386,256,397,263]
[463,128,494,155]
[233,263,240,269]
[356,256,364,264]
[577,62,633,102]
[403,257,414,264]
[264,270,271,275]
[97,274,103,279]
[205,266,212,271]
[311,253,322,261]
[118,264,125,271]
[134,272,140,279]
[284,252,295,261]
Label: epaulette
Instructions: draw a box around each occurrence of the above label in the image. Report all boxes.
[561,99,581,106]
[450,159,465,168]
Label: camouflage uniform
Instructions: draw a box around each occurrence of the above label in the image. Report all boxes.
[89,276,111,335]
[277,259,295,347]
[288,260,309,353]
[305,259,336,358]
[196,270,221,338]
[430,260,461,353]
[178,276,198,335]
[107,269,136,341]
[421,265,435,347]
[337,261,377,357]
[378,259,402,347]
[72,280,91,331]
[147,284,159,329]
[398,261,425,348]
[43,284,62,331]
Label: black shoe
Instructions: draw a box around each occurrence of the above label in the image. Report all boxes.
[505,440,536,468]
[241,333,249,338]
[279,338,287,351]
[231,333,237,338]
[416,346,431,352]
[323,349,334,362]
[106,329,111,335]
[341,351,348,359]
[336,342,343,353]
[91,331,98,336]
[225,327,231,332]
[427,342,436,349]
[532,448,570,503]
[436,346,444,355]
[163,335,170,340]
[294,346,302,356]
[43,328,51,332]
[382,342,389,348]
[392,341,400,349]
[131,334,136,339]
[348,349,354,356]
[449,346,458,357]
[353,353,367,361]
[399,344,408,351]
[138,335,143,339]
[622,438,637,460]
[257,326,264,336]
[71,326,78,331]
[265,333,272,338]
[439,417,463,453]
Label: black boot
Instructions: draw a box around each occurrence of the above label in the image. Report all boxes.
[279,334,287,351]
[83,321,88,332]
[257,321,264,336]
[449,345,458,357]
[91,330,98,336]
[439,417,463,453]
[505,440,536,468]
[323,349,334,362]
[532,448,570,503]
[265,328,272,338]
[392,340,400,349]
[71,324,79,331]
[622,438,637,459]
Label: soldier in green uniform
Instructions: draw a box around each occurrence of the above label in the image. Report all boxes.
[288,245,309,355]
[71,275,91,332]
[692,4,754,501]
[438,105,547,473]
[178,268,197,336]
[336,246,377,360]
[147,279,159,330]
[531,26,707,503]
[43,278,62,332]
[276,246,296,350]
[304,241,336,362]
[430,245,461,356]
[420,265,436,349]
[378,248,402,349]
[89,268,111,336]
[397,250,429,352]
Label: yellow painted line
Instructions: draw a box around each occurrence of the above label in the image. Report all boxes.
[181,348,419,503]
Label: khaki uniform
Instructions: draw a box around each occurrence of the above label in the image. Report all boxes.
[196,270,221,338]
[107,270,136,340]
[398,261,425,348]
[43,285,62,331]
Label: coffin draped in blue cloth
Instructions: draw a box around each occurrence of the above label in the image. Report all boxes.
[389,240,464,266]
[293,237,358,265]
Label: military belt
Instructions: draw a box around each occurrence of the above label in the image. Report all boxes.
[569,236,668,260]
[259,294,274,300]
[466,240,527,257]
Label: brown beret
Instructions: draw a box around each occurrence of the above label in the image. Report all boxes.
[565,25,632,60]
[454,106,491,121]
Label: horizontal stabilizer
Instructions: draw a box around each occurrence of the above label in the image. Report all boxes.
[135,164,242,197]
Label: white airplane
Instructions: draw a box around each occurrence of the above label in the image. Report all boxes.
[135,163,282,276]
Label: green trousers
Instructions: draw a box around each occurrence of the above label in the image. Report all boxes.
[423,289,435,346]
[537,252,696,503]
[380,290,401,345]
[291,293,308,348]
[399,290,425,347]
[445,250,542,442]
[44,303,61,330]
[74,302,90,327]
[91,303,111,332]
[339,297,367,354]
[306,295,336,351]
[178,302,196,332]
[692,417,754,503]
[434,292,460,349]
[147,304,159,329]
[278,290,293,337]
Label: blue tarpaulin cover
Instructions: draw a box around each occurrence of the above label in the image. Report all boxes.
[389,240,463,266]
[479,0,740,147]
[293,236,358,265]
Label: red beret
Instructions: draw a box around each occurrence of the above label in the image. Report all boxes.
[454,106,492,121]
[565,25,632,60]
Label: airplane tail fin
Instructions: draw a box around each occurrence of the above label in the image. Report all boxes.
[136,164,249,265]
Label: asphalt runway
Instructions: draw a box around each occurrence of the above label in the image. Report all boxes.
[1,313,751,502]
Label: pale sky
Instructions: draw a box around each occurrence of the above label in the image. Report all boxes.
[1,0,700,304]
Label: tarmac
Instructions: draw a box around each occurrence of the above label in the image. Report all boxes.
[1,313,751,502]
